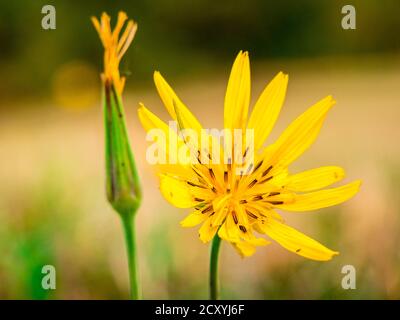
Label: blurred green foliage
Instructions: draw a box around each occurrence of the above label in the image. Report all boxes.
[0,0,399,100]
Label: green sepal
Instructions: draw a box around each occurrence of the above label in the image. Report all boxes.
[103,81,142,217]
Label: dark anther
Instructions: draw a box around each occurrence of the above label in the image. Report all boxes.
[187,181,206,188]
[268,192,280,197]
[202,206,213,214]
[246,163,254,174]
[248,179,258,188]
[243,147,249,158]
[245,210,258,219]
[253,160,263,172]
[259,176,273,184]
[268,200,284,205]
[232,212,239,224]
[262,165,273,177]
[209,168,216,180]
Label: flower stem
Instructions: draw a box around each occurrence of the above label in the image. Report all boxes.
[121,213,141,300]
[209,235,222,300]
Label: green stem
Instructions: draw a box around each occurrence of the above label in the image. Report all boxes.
[209,235,222,300]
[121,214,141,300]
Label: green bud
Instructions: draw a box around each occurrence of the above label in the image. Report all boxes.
[103,80,142,216]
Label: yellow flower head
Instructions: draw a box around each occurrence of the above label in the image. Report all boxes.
[138,51,361,260]
[91,11,137,95]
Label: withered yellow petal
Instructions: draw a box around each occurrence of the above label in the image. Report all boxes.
[247,72,288,151]
[270,95,335,168]
[224,51,251,130]
[285,166,345,192]
[279,180,361,212]
[260,219,338,261]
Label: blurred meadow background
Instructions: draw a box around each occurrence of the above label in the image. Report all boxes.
[0,0,400,299]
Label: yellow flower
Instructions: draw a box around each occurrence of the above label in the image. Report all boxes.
[138,51,361,261]
[91,11,137,95]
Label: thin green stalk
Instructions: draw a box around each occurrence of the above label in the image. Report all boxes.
[209,235,222,300]
[121,213,141,300]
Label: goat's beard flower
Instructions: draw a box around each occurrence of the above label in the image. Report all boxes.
[139,51,361,260]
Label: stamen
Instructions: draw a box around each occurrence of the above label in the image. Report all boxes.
[245,209,258,219]
[194,197,205,202]
[232,211,239,224]
[259,176,273,184]
[239,225,247,233]
[267,200,284,205]
[202,206,213,214]
[268,192,280,197]
[262,165,273,177]
[209,168,216,180]
[243,146,249,158]
[253,160,263,173]
[246,163,254,174]
[248,179,258,188]
[239,199,247,204]
[252,195,263,201]
[196,150,202,164]
[187,181,206,188]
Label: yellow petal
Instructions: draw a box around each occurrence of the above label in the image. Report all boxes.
[154,72,203,133]
[260,219,338,261]
[270,95,336,168]
[224,51,251,130]
[247,72,288,151]
[159,174,197,208]
[278,180,361,212]
[234,241,256,257]
[210,206,228,227]
[199,220,219,243]
[138,104,195,176]
[218,213,240,242]
[233,237,270,257]
[180,211,208,227]
[138,103,175,146]
[285,166,345,192]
